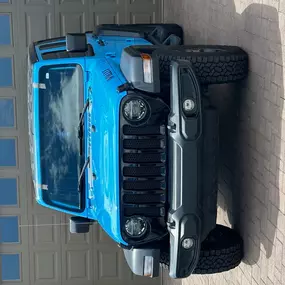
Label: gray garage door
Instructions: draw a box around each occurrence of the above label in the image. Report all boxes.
[0,0,162,284]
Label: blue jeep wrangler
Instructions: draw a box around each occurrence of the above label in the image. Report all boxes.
[28,24,248,279]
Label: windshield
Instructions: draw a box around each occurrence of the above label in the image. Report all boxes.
[38,64,84,211]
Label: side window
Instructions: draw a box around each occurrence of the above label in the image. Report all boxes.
[41,44,94,60]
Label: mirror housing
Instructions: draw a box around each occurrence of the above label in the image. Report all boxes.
[66,33,87,52]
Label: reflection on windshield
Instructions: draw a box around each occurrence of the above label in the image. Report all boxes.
[39,64,84,211]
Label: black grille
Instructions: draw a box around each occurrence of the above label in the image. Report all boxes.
[121,123,167,220]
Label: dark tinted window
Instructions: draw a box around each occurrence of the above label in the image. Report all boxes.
[42,45,94,60]
[38,64,84,211]
[39,42,66,51]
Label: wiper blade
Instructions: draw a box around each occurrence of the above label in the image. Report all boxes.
[78,99,90,155]
[78,156,90,192]
[78,99,90,131]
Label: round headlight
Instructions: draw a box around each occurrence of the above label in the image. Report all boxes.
[123,99,148,122]
[124,216,147,238]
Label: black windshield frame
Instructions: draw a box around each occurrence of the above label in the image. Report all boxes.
[38,63,86,213]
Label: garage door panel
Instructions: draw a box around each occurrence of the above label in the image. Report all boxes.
[32,214,60,246]
[94,11,119,25]
[98,250,120,278]
[130,11,155,23]
[63,249,92,284]
[33,251,60,284]
[65,229,91,245]
[60,12,86,34]
[25,11,55,46]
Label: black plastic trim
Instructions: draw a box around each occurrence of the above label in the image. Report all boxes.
[29,43,38,64]
[167,60,203,278]
[34,36,65,46]
[39,41,66,50]
[95,25,145,38]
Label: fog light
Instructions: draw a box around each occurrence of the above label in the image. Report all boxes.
[183,99,195,112]
[182,238,194,249]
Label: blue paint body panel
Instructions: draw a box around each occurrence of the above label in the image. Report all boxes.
[30,33,152,245]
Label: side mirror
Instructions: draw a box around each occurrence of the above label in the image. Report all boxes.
[66,33,87,52]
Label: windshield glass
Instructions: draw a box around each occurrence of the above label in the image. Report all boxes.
[38,64,84,211]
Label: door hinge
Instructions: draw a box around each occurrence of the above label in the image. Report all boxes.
[33,83,46,89]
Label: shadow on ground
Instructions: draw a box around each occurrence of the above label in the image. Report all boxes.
[163,0,284,283]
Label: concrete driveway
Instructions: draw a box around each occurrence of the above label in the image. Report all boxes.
[163,0,285,285]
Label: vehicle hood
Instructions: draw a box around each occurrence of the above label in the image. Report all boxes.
[86,57,127,245]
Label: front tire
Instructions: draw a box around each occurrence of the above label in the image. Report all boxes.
[160,225,243,275]
[158,45,249,85]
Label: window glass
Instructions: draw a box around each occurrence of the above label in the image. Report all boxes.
[1,254,20,281]
[0,58,12,87]
[0,98,14,127]
[0,139,16,166]
[0,216,19,243]
[0,14,11,45]
[39,64,84,211]
[0,178,17,205]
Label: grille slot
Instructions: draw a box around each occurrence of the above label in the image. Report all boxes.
[123,152,163,163]
[123,139,164,149]
[123,180,165,191]
[123,194,164,204]
[123,125,165,136]
[123,166,165,177]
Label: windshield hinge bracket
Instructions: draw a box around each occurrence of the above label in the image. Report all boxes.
[33,83,46,89]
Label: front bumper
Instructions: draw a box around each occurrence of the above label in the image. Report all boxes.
[121,59,218,279]
[167,60,203,278]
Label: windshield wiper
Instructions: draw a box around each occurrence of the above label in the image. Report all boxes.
[78,99,90,155]
[78,156,90,192]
